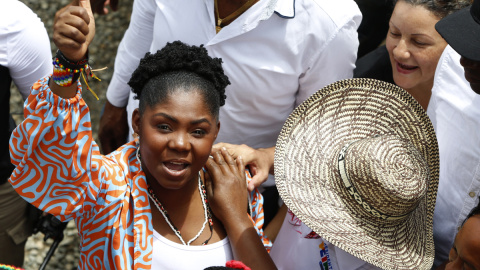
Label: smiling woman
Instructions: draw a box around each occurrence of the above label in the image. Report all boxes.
[7,1,275,269]
[386,0,448,109]
[355,0,472,110]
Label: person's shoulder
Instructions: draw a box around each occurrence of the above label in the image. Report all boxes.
[103,141,141,173]
[433,45,465,90]
[0,0,40,27]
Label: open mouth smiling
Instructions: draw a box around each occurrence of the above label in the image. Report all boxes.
[164,161,189,171]
[397,62,418,73]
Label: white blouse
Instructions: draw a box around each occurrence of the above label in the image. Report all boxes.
[151,229,234,270]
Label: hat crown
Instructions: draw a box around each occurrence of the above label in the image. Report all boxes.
[341,134,428,220]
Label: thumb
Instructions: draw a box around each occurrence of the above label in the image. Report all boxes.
[79,0,96,44]
[248,169,268,192]
[79,0,94,17]
[248,175,263,192]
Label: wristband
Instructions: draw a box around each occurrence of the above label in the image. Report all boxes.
[52,50,102,100]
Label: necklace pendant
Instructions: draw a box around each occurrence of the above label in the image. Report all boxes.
[216,18,223,33]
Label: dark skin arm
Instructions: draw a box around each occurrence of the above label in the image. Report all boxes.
[53,0,128,156]
[99,100,128,154]
[50,0,94,98]
[205,148,277,270]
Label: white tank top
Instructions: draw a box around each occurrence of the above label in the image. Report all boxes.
[151,229,234,270]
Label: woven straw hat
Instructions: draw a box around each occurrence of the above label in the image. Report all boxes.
[274,78,439,270]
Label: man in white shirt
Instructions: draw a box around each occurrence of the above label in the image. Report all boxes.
[428,1,480,267]
[426,44,480,268]
[0,0,52,266]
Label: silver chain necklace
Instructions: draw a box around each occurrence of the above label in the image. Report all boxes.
[147,173,213,245]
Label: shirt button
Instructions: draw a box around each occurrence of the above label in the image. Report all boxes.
[469,191,476,198]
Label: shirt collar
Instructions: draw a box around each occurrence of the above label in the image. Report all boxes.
[245,0,294,30]
[256,0,295,20]
[207,0,295,43]
[273,0,295,18]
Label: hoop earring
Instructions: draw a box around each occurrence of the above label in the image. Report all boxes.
[133,132,142,166]
[136,145,142,165]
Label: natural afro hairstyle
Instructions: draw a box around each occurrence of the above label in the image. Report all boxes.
[128,41,230,119]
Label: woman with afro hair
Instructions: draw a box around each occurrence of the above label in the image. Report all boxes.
[8,1,275,269]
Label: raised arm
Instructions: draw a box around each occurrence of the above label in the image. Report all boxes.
[50,0,95,98]
[9,0,102,222]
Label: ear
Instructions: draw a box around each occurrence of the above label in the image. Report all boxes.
[132,108,141,135]
[214,121,220,140]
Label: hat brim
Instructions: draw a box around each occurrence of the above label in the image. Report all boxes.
[436,6,480,62]
[274,79,439,270]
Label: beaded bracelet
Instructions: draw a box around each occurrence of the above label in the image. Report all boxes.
[52,50,103,100]
[0,264,24,270]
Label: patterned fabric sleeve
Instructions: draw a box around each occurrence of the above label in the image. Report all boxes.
[9,75,102,222]
[247,173,272,251]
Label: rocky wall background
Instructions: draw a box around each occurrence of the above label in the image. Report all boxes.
[9,1,133,269]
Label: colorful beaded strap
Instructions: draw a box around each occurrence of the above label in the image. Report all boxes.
[52,50,105,100]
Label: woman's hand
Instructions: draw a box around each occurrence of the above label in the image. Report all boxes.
[53,0,95,62]
[213,143,275,192]
[204,147,276,270]
[204,147,248,226]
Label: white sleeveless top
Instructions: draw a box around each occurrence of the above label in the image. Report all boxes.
[151,229,234,270]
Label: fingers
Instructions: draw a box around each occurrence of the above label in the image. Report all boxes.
[220,147,240,174]
[204,149,249,224]
[54,0,95,61]
[205,148,245,189]
[247,165,269,191]
[248,174,266,192]
[210,148,235,175]
[55,9,90,42]
[212,142,237,158]
[236,156,245,177]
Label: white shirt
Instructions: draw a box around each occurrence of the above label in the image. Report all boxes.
[0,0,52,98]
[427,45,480,267]
[106,0,361,185]
[151,229,233,270]
[270,210,381,270]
